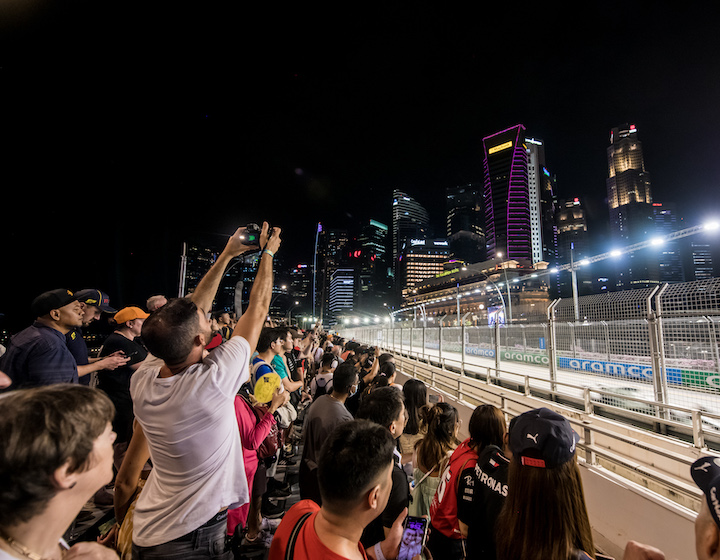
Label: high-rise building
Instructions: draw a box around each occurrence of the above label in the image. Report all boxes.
[289,263,313,316]
[392,190,430,275]
[356,219,391,310]
[316,228,349,321]
[652,202,684,284]
[606,124,657,288]
[482,125,532,262]
[445,184,485,264]
[607,124,653,230]
[526,138,558,266]
[555,198,591,297]
[328,268,355,326]
[398,238,450,302]
[689,243,714,280]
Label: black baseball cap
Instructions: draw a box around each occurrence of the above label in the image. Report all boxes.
[509,407,580,468]
[31,289,79,318]
[74,289,116,313]
[691,456,720,529]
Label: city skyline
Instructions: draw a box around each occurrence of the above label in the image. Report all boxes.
[1,4,718,330]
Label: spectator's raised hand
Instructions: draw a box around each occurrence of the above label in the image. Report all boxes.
[260,222,282,255]
[224,226,258,258]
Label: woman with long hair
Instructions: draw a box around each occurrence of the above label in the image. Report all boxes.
[495,407,595,560]
[409,402,461,518]
[380,361,402,389]
[399,379,428,465]
[427,404,506,560]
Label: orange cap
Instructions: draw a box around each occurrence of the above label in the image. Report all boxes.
[114,306,150,324]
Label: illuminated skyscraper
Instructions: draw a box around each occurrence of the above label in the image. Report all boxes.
[316,228,349,321]
[392,189,430,276]
[398,238,450,302]
[525,137,557,265]
[482,125,531,262]
[607,124,653,236]
[606,124,657,288]
[652,202,684,284]
[357,219,391,310]
[555,198,591,297]
[328,268,354,326]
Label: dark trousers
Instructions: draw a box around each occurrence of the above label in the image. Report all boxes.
[427,525,466,560]
[132,510,231,560]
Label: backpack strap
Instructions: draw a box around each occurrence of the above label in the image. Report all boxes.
[285,512,312,560]
[250,358,272,387]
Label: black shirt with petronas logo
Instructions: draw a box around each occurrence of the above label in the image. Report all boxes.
[457,444,509,560]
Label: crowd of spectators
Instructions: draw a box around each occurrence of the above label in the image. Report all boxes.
[0,223,718,560]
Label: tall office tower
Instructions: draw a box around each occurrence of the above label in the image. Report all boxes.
[397,238,450,302]
[392,190,430,276]
[289,263,313,315]
[482,125,532,262]
[446,184,486,264]
[606,124,657,288]
[652,202,684,284]
[328,268,355,326]
[526,138,558,265]
[685,241,715,281]
[691,243,715,280]
[555,198,591,297]
[356,219,391,310]
[316,228,349,321]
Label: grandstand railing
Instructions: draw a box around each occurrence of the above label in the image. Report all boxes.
[342,277,720,450]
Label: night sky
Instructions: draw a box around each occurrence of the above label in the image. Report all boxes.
[1,2,719,331]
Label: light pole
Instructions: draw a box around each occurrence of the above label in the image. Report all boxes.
[286,301,299,325]
[570,242,580,322]
[456,282,461,326]
[496,252,513,323]
[383,303,394,329]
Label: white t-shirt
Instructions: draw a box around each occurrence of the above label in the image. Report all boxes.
[129,336,251,547]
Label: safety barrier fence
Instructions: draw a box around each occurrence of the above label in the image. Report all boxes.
[342,278,720,446]
[380,352,705,542]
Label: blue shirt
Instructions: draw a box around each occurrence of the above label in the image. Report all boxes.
[0,321,79,390]
[66,327,91,386]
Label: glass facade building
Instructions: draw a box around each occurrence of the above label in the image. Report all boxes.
[481,125,532,261]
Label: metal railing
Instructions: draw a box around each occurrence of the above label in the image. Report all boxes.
[343,278,720,447]
[372,351,707,511]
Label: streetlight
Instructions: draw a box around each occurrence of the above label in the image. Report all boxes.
[496,252,513,323]
[286,301,299,325]
[383,302,394,328]
[570,242,580,322]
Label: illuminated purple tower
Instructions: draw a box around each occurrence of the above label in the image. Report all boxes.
[482,124,531,261]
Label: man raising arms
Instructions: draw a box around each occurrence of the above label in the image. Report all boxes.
[127,222,281,560]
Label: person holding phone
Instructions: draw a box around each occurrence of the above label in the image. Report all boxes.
[97,306,149,471]
[398,517,427,560]
[127,223,281,560]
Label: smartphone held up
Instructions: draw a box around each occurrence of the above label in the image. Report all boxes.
[398,516,428,560]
